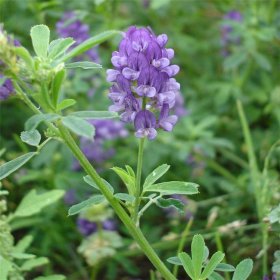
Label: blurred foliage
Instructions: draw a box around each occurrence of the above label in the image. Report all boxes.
[0,0,280,279]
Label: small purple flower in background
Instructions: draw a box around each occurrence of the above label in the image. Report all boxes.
[77,218,98,236]
[56,11,99,62]
[186,148,206,178]
[77,218,117,236]
[0,75,14,100]
[263,274,277,280]
[102,219,117,231]
[64,189,77,205]
[221,10,243,56]
[74,120,128,168]
[107,26,182,140]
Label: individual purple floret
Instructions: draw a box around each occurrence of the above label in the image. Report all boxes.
[221,10,243,56]
[64,189,77,205]
[56,11,99,62]
[77,218,117,236]
[77,218,98,236]
[0,75,14,100]
[107,26,182,140]
[263,274,277,280]
[102,219,117,231]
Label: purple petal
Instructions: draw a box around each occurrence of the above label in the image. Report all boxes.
[162,65,180,77]
[157,34,168,47]
[106,69,120,82]
[135,85,156,97]
[122,67,140,80]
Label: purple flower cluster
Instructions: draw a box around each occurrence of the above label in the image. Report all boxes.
[56,11,99,62]
[75,120,128,167]
[107,26,181,140]
[0,75,14,100]
[221,10,243,56]
[77,218,117,236]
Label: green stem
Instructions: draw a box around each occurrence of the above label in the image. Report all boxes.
[133,138,145,224]
[215,232,230,280]
[173,218,193,277]
[236,100,268,275]
[56,122,175,280]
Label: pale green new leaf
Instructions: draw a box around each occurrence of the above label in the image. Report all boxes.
[232,259,253,280]
[144,181,199,195]
[111,167,135,195]
[200,251,225,279]
[57,99,76,111]
[14,189,64,218]
[20,130,41,146]
[178,252,195,279]
[143,164,170,189]
[48,38,75,59]
[62,116,95,139]
[191,234,205,279]
[68,195,105,216]
[0,152,37,180]
[30,25,50,58]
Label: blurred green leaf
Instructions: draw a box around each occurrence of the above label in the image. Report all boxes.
[21,257,49,271]
[224,51,247,71]
[0,257,12,280]
[68,195,105,216]
[0,152,36,180]
[70,111,118,119]
[14,189,64,218]
[65,61,102,69]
